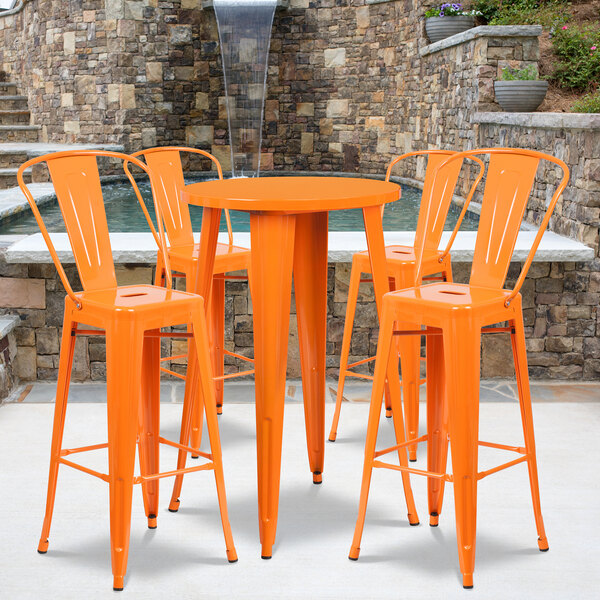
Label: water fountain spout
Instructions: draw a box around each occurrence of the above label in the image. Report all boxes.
[213,0,278,178]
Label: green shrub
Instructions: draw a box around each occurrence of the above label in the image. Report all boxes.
[571,89,600,113]
[472,0,568,28]
[552,24,600,91]
[501,64,541,80]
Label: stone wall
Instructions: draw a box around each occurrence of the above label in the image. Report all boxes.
[1,250,597,382]
[0,0,226,152]
[0,0,598,382]
[0,316,18,400]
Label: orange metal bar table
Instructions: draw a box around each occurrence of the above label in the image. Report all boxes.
[180,177,406,558]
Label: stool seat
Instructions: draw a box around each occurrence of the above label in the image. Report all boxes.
[74,284,199,312]
[169,242,251,274]
[390,282,512,313]
[354,244,443,270]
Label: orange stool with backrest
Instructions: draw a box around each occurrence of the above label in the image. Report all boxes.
[131,146,253,424]
[17,150,237,591]
[349,148,569,588]
[329,150,484,462]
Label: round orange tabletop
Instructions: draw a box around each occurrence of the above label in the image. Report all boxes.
[182,176,400,212]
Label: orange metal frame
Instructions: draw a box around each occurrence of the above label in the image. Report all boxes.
[329,150,485,461]
[349,148,569,589]
[179,175,403,559]
[17,150,237,591]
[130,146,254,423]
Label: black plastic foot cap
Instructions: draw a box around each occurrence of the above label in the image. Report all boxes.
[228,558,239,563]
[430,523,439,528]
[37,549,47,554]
[409,521,420,527]
[463,585,473,590]
[348,556,358,561]
[409,458,417,463]
[113,587,124,592]
[540,547,549,552]
[261,555,272,560]
[191,455,199,460]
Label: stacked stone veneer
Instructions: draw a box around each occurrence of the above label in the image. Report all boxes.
[1,252,598,382]
[0,0,598,381]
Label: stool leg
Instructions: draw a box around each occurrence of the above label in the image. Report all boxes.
[329,258,361,441]
[383,278,395,419]
[186,266,204,458]
[38,312,77,554]
[386,339,420,526]
[393,271,421,461]
[209,274,225,415]
[191,306,238,562]
[169,341,201,511]
[510,315,548,551]
[444,325,480,589]
[138,329,161,530]
[350,305,418,560]
[106,325,144,591]
[426,328,448,527]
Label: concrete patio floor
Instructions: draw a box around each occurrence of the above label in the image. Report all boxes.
[0,381,599,599]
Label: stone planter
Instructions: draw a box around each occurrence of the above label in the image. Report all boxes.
[494,80,549,112]
[425,16,475,43]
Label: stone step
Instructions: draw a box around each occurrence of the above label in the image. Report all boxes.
[0,167,31,190]
[0,110,30,125]
[0,82,18,94]
[0,149,28,168]
[0,96,29,111]
[0,125,40,143]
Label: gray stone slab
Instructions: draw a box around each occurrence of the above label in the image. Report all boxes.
[0,314,19,338]
[6,229,594,265]
[420,25,543,57]
[473,111,600,131]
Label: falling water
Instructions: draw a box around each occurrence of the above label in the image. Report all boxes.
[213,0,277,178]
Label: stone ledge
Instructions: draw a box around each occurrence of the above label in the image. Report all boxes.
[0,1,24,19]
[420,25,542,57]
[201,0,289,9]
[5,230,594,265]
[0,314,19,339]
[473,111,600,130]
[0,143,125,222]
[0,141,124,157]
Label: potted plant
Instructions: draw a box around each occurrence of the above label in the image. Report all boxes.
[425,3,481,44]
[494,65,549,112]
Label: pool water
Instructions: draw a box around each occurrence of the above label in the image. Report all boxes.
[0,177,479,235]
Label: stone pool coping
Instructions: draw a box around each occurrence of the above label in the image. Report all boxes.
[0,142,124,222]
[4,230,594,264]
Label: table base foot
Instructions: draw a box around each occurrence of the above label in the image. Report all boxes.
[313,471,322,484]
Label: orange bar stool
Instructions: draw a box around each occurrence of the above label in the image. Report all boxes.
[131,146,253,423]
[349,148,569,589]
[17,150,237,591]
[329,150,484,462]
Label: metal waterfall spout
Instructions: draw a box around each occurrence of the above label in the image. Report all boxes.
[213,0,277,178]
